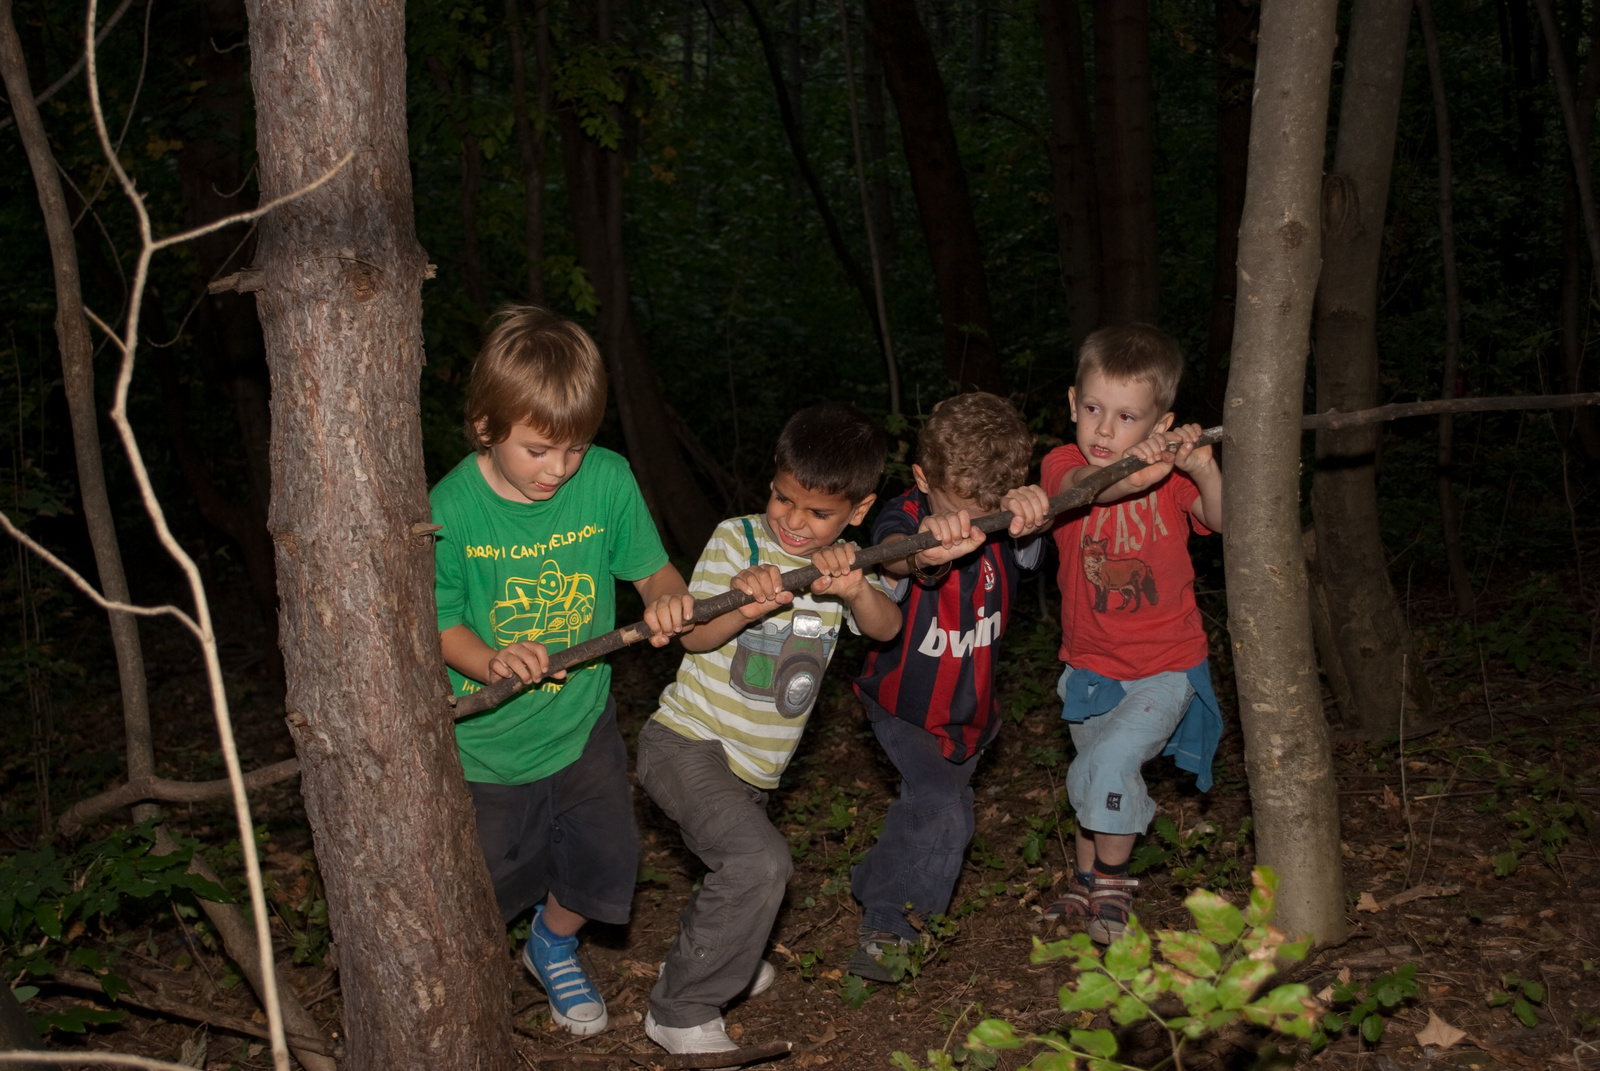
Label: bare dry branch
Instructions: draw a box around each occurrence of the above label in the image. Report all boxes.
[57,759,303,837]
[1302,391,1600,430]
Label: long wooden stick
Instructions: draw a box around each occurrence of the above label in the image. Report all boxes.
[452,427,1225,719]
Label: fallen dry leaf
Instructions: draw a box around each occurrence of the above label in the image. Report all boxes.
[1415,1010,1467,1049]
[806,1026,838,1044]
[1380,883,1462,910]
[1357,891,1382,913]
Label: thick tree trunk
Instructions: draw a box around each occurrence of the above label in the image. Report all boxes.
[1309,0,1430,734]
[1203,0,1256,422]
[561,106,719,555]
[1224,0,1346,944]
[244,1,518,1068]
[1036,0,1101,352]
[864,0,1004,394]
[1093,0,1159,324]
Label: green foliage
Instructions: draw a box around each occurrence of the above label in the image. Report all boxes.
[1487,972,1545,1028]
[0,822,230,1034]
[1318,963,1420,1046]
[1128,813,1252,889]
[892,868,1318,1071]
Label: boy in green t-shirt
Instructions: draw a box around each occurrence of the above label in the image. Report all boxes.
[432,307,694,1036]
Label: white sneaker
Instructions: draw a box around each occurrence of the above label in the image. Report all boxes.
[645,1011,740,1054]
[742,959,777,999]
[654,958,778,1000]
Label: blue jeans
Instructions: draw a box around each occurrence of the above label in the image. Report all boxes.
[850,710,980,942]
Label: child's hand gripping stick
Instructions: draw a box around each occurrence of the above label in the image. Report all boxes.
[451,425,1225,719]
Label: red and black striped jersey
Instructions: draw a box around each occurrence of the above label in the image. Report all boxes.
[853,488,1042,762]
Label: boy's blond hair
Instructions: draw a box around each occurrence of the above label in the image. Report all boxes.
[917,393,1032,511]
[464,306,607,450]
[1075,324,1184,412]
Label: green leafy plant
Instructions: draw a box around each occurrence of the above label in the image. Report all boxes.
[1128,813,1252,889]
[1319,963,1419,1044]
[1487,972,1545,1027]
[890,867,1318,1071]
[1,822,229,1034]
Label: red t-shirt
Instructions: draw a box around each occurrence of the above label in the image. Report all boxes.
[1041,444,1211,680]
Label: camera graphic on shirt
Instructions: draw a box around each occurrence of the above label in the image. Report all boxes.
[729,610,838,718]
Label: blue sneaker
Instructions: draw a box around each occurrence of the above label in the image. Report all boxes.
[523,906,608,1035]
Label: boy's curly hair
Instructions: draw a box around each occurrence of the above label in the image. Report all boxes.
[1075,323,1184,412]
[464,306,607,450]
[916,393,1032,510]
[774,402,886,503]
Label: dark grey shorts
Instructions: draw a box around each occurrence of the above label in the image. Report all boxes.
[466,697,640,926]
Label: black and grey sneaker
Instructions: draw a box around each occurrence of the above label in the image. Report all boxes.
[846,928,910,983]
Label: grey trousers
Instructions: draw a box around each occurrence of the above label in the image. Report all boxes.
[636,719,793,1028]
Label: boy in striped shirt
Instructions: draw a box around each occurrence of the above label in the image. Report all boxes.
[638,403,902,1055]
[846,393,1050,981]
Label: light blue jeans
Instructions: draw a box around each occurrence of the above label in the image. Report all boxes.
[1058,666,1194,835]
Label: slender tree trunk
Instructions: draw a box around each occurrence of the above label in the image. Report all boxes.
[507,0,547,304]
[1309,0,1430,733]
[244,0,518,1066]
[1416,0,1475,616]
[0,0,153,828]
[4,7,333,1064]
[1093,0,1159,324]
[740,0,889,365]
[1037,0,1101,352]
[1506,0,1542,174]
[1555,2,1600,462]
[841,0,901,415]
[173,0,284,690]
[1536,0,1600,301]
[1224,0,1346,944]
[865,0,1003,393]
[1203,0,1257,423]
[426,55,487,311]
[558,8,719,554]
[863,33,896,261]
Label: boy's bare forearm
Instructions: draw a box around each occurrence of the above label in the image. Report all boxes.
[678,606,763,652]
[440,623,496,684]
[1057,464,1143,503]
[846,584,903,642]
[1189,460,1224,532]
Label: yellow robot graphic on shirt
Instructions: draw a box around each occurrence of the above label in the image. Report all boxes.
[490,560,597,650]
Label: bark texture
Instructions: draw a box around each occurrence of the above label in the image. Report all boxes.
[864,0,1004,393]
[244,1,518,1067]
[1093,0,1159,324]
[1036,0,1100,351]
[1223,0,1346,944]
[1309,0,1431,733]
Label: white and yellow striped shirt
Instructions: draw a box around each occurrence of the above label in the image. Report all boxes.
[653,514,880,789]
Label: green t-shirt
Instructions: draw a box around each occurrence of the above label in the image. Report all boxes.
[431,446,668,784]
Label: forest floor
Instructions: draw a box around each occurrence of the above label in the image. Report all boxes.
[16,575,1600,1071]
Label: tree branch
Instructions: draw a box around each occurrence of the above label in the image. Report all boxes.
[45,971,339,1058]
[0,0,136,132]
[57,759,302,837]
[1301,391,1600,430]
[521,1040,793,1067]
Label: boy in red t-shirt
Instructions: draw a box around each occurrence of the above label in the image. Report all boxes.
[1039,324,1225,943]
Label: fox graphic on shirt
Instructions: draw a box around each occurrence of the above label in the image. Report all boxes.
[1081,536,1158,613]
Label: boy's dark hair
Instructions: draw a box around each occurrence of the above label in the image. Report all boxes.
[464,306,608,451]
[774,402,886,503]
[1075,323,1184,412]
[917,393,1032,510]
